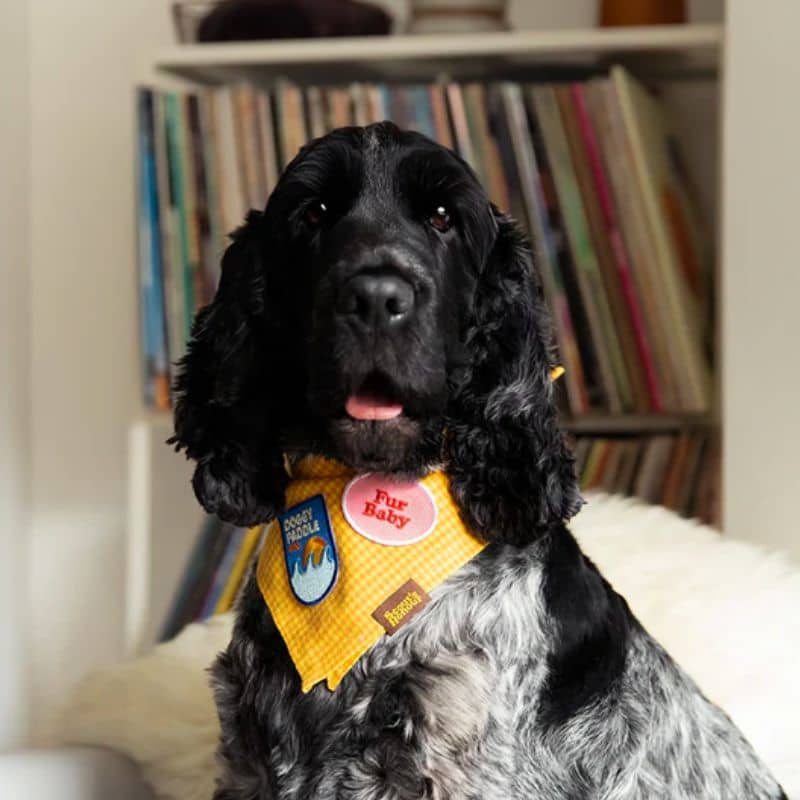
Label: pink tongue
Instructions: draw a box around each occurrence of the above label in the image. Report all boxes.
[345,394,403,421]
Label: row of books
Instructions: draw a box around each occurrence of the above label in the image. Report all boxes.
[159,519,265,642]
[161,428,718,639]
[573,430,720,527]
[137,67,712,414]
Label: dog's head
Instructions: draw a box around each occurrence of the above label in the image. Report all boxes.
[172,122,580,544]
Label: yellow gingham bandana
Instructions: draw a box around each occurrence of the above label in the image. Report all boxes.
[256,457,487,692]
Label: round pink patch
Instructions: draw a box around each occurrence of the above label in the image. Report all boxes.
[342,473,437,546]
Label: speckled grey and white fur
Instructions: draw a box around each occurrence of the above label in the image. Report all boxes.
[171,123,786,799]
[211,538,784,800]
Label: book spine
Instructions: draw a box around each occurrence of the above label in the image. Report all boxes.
[582,439,607,489]
[159,514,221,641]
[445,83,475,168]
[610,67,710,412]
[326,86,352,131]
[305,85,327,139]
[181,521,234,627]
[199,89,222,265]
[532,85,630,413]
[165,93,196,347]
[197,91,222,300]
[461,84,491,192]
[428,83,454,150]
[527,88,609,409]
[232,524,271,611]
[556,84,650,413]
[410,85,437,141]
[214,525,264,615]
[587,80,680,410]
[279,83,308,168]
[212,86,247,236]
[661,432,692,510]
[179,94,204,328]
[465,83,510,212]
[198,525,245,621]
[235,84,266,211]
[487,84,526,229]
[255,88,280,199]
[571,84,664,412]
[499,83,589,414]
[350,83,371,128]
[388,85,412,130]
[135,89,154,408]
[185,94,211,312]
[367,85,387,124]
[155,93,185,389]
[634,436,676,505]
[600,440,625,493]
[136,89,170,410]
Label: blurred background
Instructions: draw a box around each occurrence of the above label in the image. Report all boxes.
[1,0,798,768]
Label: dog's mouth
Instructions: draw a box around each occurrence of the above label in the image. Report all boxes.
[344,372,404,422]
[325,368,444,473]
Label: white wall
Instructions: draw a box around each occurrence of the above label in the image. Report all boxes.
[723,1,800,557]
[27,0,172,733]
[0,0,32,750]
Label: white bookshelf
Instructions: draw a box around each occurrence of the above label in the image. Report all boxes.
[153,24,722,83]
[134,19,800,652]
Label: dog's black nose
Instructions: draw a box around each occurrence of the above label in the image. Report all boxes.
[339,272,415,329]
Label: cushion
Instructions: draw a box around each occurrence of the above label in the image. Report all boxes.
[56,494,800,798]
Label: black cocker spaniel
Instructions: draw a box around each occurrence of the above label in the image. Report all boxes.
[172,122,785,799]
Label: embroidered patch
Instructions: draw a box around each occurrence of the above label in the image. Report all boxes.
[279,495,339,606]
[372,579,431,634]
[342,474,437,546]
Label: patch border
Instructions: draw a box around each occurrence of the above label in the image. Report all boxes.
[279,493,339,607]
[342,473,438,547]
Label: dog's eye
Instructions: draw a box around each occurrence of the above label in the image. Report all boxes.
[304,200,327,227]
[428,205,452,233]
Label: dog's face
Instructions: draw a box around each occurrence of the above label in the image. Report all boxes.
[269,124,495,472]
[172,122,580,542]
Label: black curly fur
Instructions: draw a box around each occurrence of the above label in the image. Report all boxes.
[447,215,582,544]
[171,214,287,524]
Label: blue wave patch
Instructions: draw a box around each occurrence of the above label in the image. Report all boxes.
[279,494,339,606]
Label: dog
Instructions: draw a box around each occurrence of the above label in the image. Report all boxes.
[171,122,786,799]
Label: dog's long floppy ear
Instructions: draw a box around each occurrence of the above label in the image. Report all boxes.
[170,210,289,526]
[447,210,582,545]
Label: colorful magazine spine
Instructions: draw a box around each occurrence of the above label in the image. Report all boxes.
[198,526,246,620]
[153,92,184,389]
[531,85,632,412]
[185,94,212,310]
[165,92,196,346]
[428,84,454,150]
[498,83,589,414]
[570,83,663,412]
[136,88,170,410]
[159,515,223,641]
[410,85,437,140]
[610,66,710,412]
[214,525,265,615]
[585,79,681,410]
[446,83,476,168]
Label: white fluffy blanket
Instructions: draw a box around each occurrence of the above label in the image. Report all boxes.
[58,494,800,799]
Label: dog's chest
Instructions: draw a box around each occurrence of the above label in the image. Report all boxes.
[219,537,784,800]
[283,646,528,800]
[265,547,551,800]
